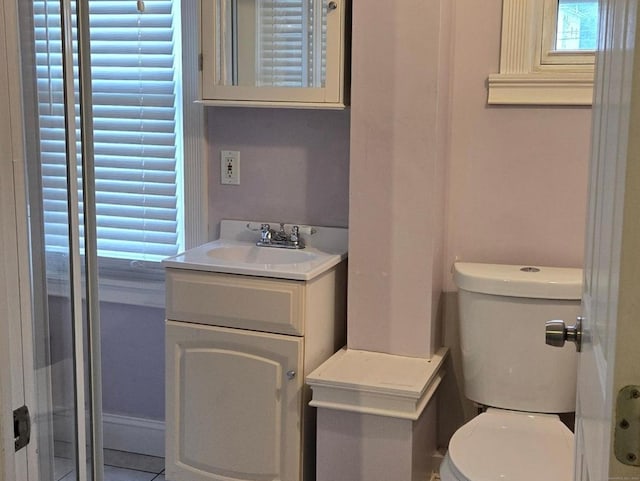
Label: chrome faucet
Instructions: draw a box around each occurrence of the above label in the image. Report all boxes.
[257,223,305,249]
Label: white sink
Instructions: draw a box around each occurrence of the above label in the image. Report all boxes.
[163,220,348,281]
[206,245,317,264]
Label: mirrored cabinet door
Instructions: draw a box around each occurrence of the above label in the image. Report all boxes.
[201,0,349,108]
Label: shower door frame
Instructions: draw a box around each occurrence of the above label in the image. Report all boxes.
[1,0,207,475]
[0,0,39,477]
[0,0,104,477]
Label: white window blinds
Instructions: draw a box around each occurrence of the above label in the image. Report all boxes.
[256,0,326,87]
[34,0,183,264]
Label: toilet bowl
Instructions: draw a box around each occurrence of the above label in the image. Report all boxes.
[440,409,574,480]
[442,263,582,481]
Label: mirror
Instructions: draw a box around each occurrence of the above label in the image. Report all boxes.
[215,0,329,89]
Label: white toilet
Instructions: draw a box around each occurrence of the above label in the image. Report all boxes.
[441,262,582,481]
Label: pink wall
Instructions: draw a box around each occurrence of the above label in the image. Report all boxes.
[207,107,350,237]
[439,0,592,443]
[48,297,165,420]
[346,0,451,358]
[444,1,591,291]
[204,0,591,356]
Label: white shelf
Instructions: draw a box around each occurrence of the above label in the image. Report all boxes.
[307,347,449,420]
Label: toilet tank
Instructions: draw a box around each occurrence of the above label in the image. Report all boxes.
[454,262,582,413]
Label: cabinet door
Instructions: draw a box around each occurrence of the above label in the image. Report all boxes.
[200,0,347,107]
[166,321,304,481]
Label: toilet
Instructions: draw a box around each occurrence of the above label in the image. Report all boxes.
[441,262,582,481]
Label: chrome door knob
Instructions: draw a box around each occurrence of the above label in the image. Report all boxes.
[545,317,583,352]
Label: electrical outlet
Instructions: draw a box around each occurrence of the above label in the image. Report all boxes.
[220,150,240,185]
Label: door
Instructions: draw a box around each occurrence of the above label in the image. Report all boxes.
[166,321,304,481]
[0,0,32,477]
[575,0,640,479]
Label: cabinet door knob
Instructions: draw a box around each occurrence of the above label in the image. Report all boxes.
[328,1,338,11]
[286,370,296,380]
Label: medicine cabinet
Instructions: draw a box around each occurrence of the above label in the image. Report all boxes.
[200,0,349,108]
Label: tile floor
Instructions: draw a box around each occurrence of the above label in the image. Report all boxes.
[54,449,165,481]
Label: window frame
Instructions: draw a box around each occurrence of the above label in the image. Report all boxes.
[103,0,208,307]
[540,0,597,65]
[45,0,207,308]
[488,0,597,105]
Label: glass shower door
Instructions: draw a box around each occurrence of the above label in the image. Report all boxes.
[18,0,104,478]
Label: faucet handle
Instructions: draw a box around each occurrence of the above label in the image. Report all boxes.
[260,224,272,241]
[290,225,300,242]
[290,225,305,248]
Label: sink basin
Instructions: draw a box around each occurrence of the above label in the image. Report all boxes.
[162,220,348,280]
[206,245,317,265]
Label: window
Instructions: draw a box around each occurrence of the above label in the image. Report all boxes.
[488,0,599,105]
[34,0,205,306]
[36,0,183,262]
[554,0,598,50]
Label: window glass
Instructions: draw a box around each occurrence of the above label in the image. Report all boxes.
[34,0,184,266]
[556,0,599,50]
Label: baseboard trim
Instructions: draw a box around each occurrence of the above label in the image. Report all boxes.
[102,413,165,458]
[53,408,164,458]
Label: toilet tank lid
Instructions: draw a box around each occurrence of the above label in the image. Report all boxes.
[454,262,582,300]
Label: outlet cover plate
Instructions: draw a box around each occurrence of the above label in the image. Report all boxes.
[220,150,240,185]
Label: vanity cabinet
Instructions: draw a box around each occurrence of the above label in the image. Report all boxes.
[200,0,350,108]
[165,264,347,481]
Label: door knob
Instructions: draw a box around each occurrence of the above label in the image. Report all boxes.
[545,317,583,352]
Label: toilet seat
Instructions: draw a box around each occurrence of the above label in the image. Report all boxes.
[443,408,574,481]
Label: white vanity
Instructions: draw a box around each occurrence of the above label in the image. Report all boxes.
[162,220,348,481]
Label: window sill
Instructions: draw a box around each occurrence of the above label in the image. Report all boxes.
[47,275,165,309]
[487,72,594,105]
